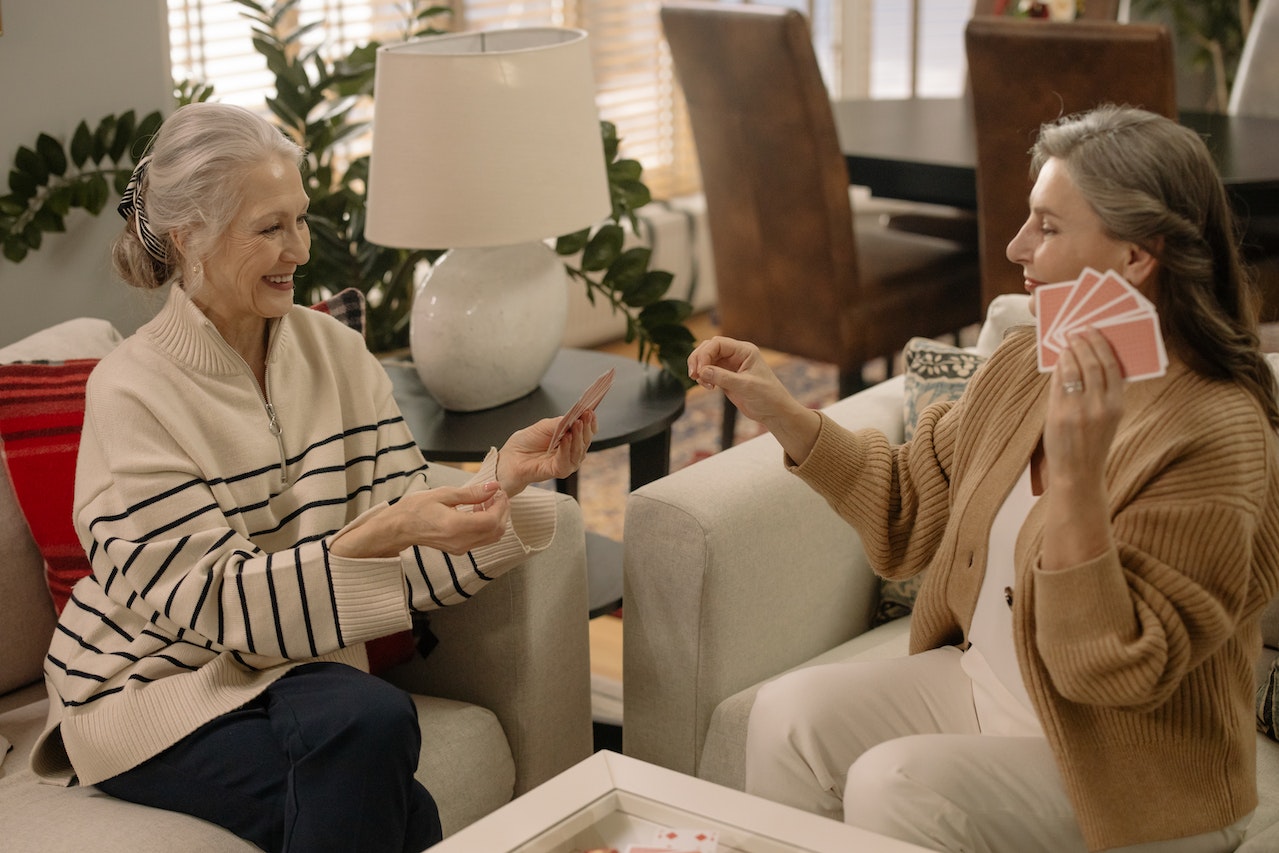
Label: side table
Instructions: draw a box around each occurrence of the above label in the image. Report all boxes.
[384,348,687,617]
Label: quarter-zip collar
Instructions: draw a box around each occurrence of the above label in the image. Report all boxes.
[141,282,292,377]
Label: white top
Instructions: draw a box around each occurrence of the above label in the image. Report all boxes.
[961,463,1043,737]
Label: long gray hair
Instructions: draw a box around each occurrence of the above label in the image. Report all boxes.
[1032,104,1278,429]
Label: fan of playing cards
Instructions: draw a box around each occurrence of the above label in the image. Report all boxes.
[1035,267,1167,381]
[548,368,615,450]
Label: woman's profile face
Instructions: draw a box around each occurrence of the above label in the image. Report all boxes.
[195,156,311,333]
[1006,157,1137,316]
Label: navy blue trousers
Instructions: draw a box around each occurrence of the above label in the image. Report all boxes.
[97,662,442,852]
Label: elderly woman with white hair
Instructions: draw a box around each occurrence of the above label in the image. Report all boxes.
[29,101,597,852]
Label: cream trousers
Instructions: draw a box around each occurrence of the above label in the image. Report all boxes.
[744,647,1250,852]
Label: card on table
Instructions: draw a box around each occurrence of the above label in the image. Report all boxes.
[1035,268,1166,380]
[548,367,615,450]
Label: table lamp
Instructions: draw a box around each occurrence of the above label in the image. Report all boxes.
[365,28,611,411]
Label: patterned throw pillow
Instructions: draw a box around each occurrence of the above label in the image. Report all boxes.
[1259,657,1279,742]
[873,337,988,625]
[0,288,414,673]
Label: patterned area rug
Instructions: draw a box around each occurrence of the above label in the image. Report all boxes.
[570,354,844,542]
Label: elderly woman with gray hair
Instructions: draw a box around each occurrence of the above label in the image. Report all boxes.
[29,101,597,852]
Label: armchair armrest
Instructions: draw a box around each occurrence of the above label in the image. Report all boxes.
[382,470,592,795]
[622,376,908,778]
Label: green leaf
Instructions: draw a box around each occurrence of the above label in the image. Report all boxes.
[44,185,72,216]
[134,111,165,162]
[114,168,132,196]
[8,169,37,201]
[70,121,93,168]
[32,207,65,233]
[600,121,619,163]
[624,269,674,307]
[84,174,110,215]
[0,195,25,217]
[608,158,642,184]
[615,179,652,213]
[36,134,68,177]
[15,146,48,186]
[581,224,624,272]
[639,298,694,327]
[22,223,42,250]
[3,235,29,263]
[603,246,651,293]
[92,115,116,163]
[110,110,137,162]
[555,228,592,256]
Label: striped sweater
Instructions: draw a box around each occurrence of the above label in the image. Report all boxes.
[792,327,1279,851]
[31,284,556,787]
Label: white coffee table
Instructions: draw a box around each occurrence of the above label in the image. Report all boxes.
[432,750,932,852]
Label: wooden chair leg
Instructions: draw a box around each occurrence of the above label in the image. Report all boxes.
[838,368,869,400]
[721,395,738,452]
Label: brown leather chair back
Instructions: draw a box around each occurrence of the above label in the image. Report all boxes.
[662,2,981,378]
[659,1,862,367]
[965,17,1176,305]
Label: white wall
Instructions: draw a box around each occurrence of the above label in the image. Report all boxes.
[0,0,172,346]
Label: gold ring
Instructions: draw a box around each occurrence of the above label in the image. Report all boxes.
[1062,380,1085,394]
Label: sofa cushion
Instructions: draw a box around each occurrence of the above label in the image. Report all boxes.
[0,692,513,847]
[873,338,989,625]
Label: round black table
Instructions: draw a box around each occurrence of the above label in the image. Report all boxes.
[383,348,688,616]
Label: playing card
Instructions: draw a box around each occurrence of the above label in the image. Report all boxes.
[1092,312,1168,380]
[1035,280,1077,370]
[548,368,615,450]
[1036,267,1166,380]
[1043,267,1102,350]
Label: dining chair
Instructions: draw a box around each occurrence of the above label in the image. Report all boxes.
[965,17,1177,306]
[882,0,1124,248]
[661,0,982,450]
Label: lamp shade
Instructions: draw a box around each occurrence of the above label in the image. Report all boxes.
[365,28,611,249]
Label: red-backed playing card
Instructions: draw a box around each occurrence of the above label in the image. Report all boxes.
[549,368,615,450]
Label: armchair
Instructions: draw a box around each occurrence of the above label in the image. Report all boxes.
[621,295,1279,848]
[0,318,593,850]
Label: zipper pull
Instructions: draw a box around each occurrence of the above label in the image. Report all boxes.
[265,402,281,436]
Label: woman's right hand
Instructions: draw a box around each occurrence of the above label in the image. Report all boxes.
[330,482,510,559]
[688,336,822,463]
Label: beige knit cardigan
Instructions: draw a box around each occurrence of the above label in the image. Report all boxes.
[792,328,1279,851]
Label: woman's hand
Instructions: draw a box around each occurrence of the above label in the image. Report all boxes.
[1041,327,1125,570]
[689,336,821,463]
[330,482,511,558]
[496,410,598,497]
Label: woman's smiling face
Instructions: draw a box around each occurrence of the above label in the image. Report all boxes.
[193,156,311,334]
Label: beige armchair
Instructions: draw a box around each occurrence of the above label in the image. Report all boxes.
[621,296,1279,848]
[0,316,593,851]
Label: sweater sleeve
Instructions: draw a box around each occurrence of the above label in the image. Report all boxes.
[1032,386,1279,710]
[788,394,962,580]
[335,446,557,611]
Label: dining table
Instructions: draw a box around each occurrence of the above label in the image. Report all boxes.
[832,96,1279,217]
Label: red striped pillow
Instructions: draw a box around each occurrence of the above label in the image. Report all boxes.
[0,359,97,613]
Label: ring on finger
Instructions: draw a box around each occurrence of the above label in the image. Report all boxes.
[1062,380,1085,395]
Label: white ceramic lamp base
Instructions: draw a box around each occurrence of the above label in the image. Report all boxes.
[410,242,569,412]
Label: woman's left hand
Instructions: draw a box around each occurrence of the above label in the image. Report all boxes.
[496,410,598,497]
[1041,327,1125,569]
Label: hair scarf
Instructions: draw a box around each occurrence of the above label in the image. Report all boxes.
[116,156,168,263]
